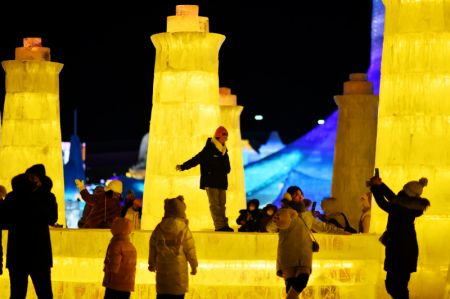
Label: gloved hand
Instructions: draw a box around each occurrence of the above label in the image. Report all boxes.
[74,179,86,191]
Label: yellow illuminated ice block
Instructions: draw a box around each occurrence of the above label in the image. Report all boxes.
[142,6,226,230]
[371,1,450,297]
[0,111,2,146]
[0,230,387,299]
[0,39,65,225]
[332,74,378,229]
[219,88,246,222]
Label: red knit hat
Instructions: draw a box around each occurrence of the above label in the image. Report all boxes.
[214,126,228,138]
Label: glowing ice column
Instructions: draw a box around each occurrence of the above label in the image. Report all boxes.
[332,73,378,229]
[219,87,246,221]
[142,5,225,230]
[0,38,65,224]
[372,1,450,297]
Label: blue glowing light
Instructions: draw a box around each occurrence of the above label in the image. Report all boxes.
[367,0,385,95]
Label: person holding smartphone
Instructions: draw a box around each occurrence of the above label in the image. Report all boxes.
[367,174,430,298]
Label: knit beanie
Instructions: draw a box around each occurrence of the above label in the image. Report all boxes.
[164,195,187,219]
[105,180,123,194]
[403,177,428,197]
[214,126,228,138]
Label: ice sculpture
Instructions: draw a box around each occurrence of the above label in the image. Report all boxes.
[0,38,65,225]
[245,111,338,207]
[142,5,225,230]
[332,73,378,228]
[219,87,246,223]
[258,131,286,159]
[127,132,149,180]
[370,1,450,297]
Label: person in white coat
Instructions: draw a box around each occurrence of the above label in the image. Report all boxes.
[148,196,198,299]
[268,185,349,299]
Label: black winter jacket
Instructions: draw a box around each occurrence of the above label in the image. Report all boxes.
[371,183,430,273]
[3,174,58,270]
[180,138,231,190]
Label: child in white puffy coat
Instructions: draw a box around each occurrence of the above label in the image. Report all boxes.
[148,196,198,299]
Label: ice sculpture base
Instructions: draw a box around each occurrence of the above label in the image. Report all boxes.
[0,228,448,299]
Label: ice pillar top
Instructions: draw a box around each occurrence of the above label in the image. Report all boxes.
[15,38,51,61]
[219,87,238,106]
[167,5,209,33]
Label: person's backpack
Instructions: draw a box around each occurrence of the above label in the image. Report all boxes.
[328,213,357,233]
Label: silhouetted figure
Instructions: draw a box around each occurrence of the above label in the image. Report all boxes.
[3,164,58,299]
[149,196,198,299]
[103,217,137,299]
[176,126,233,232]
[78,185,104,228]
[368,176,430,299]
[236,199,262,232]
[259,204,278,232]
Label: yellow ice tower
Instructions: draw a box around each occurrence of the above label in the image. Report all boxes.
[0,38,65,225]
[219,87,246,225]
[142,5,225,230]
[372,1,450,296]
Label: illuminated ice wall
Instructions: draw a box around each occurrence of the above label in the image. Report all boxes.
[142,5,225,230]
[0,38,66,225]
[370,1,450,297]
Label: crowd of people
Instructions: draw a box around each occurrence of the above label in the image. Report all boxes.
[0,125,431,299]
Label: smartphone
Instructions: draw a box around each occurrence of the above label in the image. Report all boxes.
[375,168,379,178]
[311,201,317,212]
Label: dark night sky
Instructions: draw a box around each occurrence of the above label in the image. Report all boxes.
[0,1,372,175]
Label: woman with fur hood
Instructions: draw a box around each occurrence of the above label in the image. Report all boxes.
[368,176,430,299]
[148,196,198,299]
[103,217,137,299]
[268,186,349,299]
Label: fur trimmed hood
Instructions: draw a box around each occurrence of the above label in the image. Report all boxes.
[392,193,430,211]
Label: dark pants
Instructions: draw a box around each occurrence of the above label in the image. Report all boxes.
[104,288,130,299]
[285,273,310,294]
[385,271,411,299]
[156,294,185,299]
[8,267,53,299]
